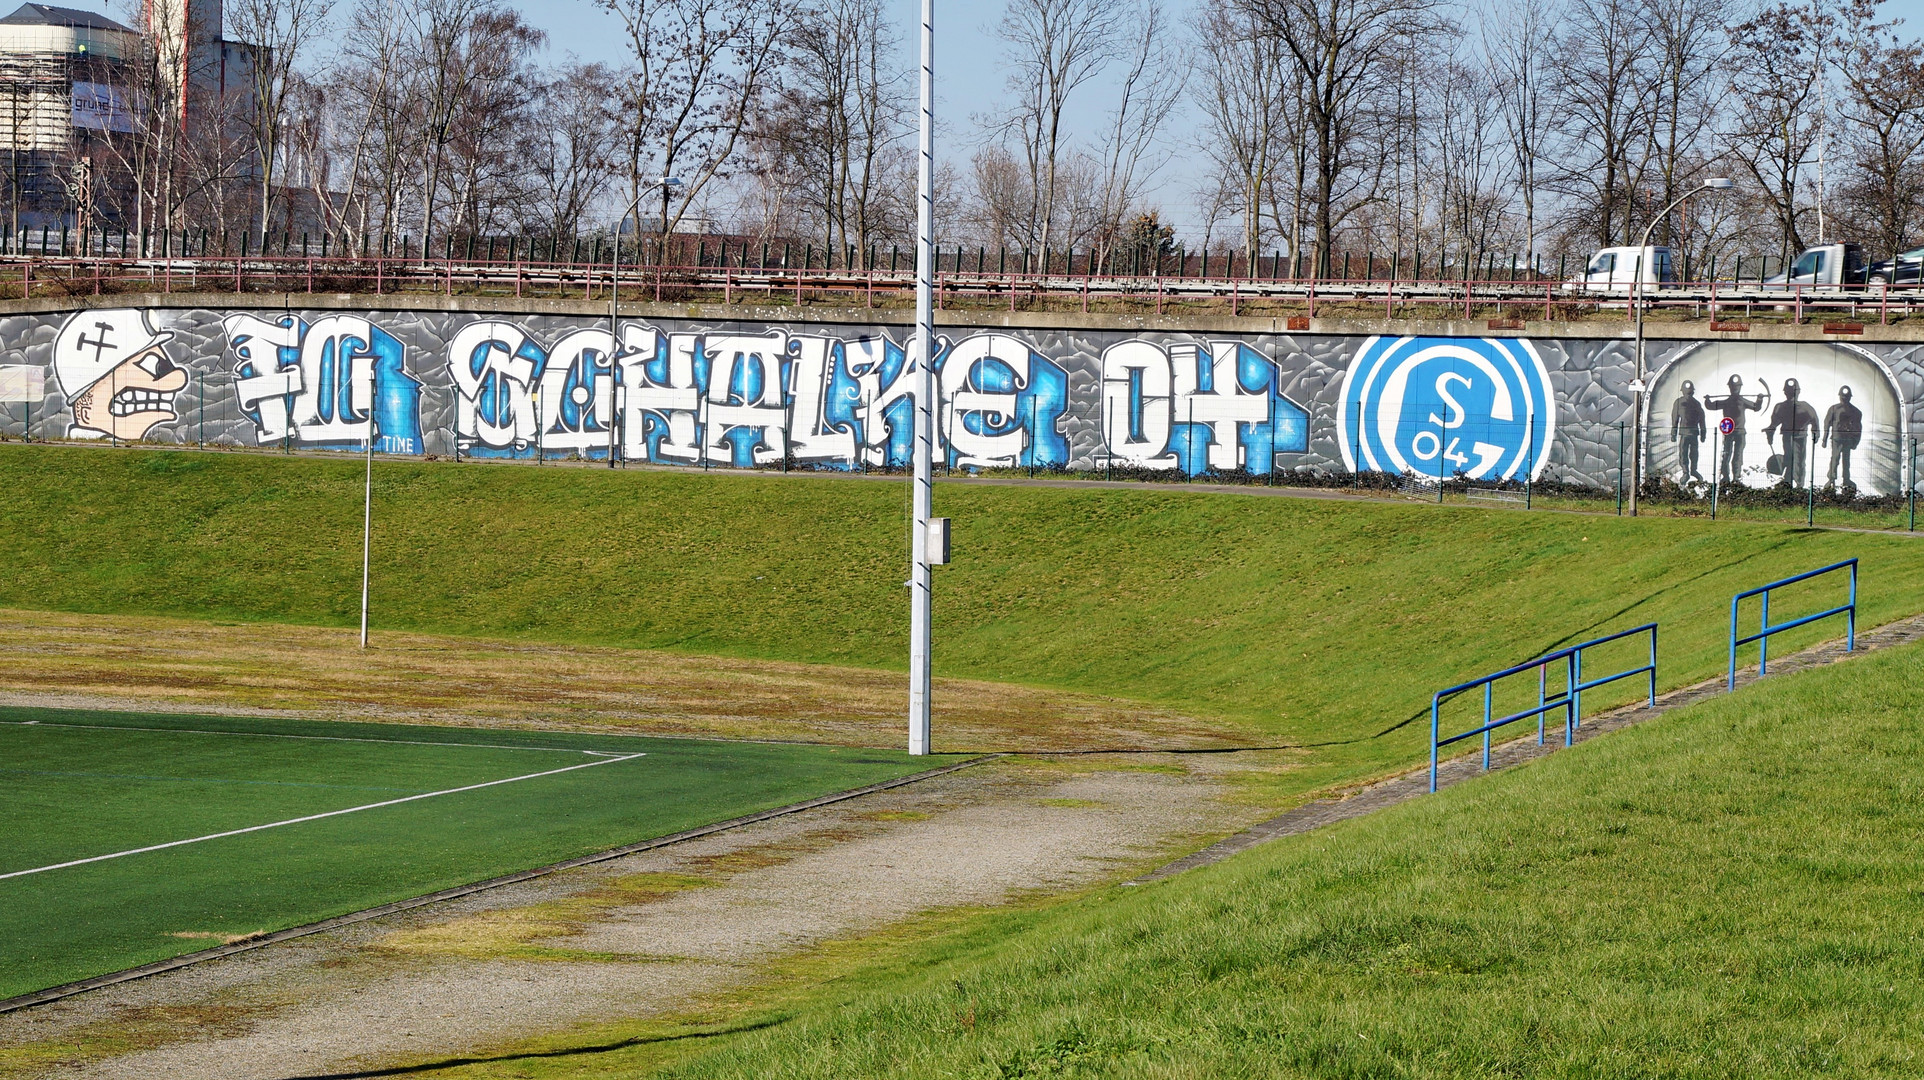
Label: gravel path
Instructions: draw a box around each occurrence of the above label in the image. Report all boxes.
[0,755,1258,1080]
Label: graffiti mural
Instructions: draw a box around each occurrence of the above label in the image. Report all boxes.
[3,303,1923,497]
[52,310,186,440]
[1338,336,1555,482]
[436,323,917,466]
[1100,339,1309,474]
[1645,342,1904,494]
[224,314,425,453]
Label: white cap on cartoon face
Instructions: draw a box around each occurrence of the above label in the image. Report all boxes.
[52,310,173,398]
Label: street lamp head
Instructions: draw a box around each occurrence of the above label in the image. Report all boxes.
[1703,177,1734,190]
[658,176,684,188]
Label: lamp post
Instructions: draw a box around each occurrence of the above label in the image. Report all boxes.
[1629,176,1732,516]
[908,0,935,756]
[610,176,682,468]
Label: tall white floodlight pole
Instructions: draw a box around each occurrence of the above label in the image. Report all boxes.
[908,0,935,756]
[359,424,374,648]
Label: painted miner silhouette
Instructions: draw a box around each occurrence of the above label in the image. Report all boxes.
[1704,374,1765,485]
[1670,379,1706,483]
[1824,385,1864,488]
[1765,378,1820,488]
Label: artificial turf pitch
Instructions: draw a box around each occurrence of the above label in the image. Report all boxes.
[0,705,941,1001]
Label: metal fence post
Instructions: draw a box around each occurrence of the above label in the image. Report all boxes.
[1647,625,1658,706]
[1711,425,1720,519]
[1536,662,1547,745]
[1028,393,1036,478]
[1523,412,1533,508]
[1911,437,1917,532]
[1429,697,1441,793]
[1572,646,1584,729]
[1616,421,1625,515]
[1565,652,1577,745]
[1848,562,1858,651]
[1482,681,1492,770]
[1728,593,1740,690]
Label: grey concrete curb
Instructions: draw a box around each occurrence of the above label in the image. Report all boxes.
[0,753,999,1015]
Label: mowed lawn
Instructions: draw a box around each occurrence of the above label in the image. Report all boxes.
[0,706,938,1000]
[1,444,1919,793]
[610,634,1924,1078]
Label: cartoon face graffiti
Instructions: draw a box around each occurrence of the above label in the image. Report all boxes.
[53,309,184,439]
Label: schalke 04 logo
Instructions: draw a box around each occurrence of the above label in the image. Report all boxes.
[1338,336,1556,482]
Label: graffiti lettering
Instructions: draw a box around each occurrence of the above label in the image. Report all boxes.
[1100,339,1309,474]
[21,309,1338,480]
[225,314,422,452]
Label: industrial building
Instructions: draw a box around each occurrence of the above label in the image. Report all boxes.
[0,0,258,236]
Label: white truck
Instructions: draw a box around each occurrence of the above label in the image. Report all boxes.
[1564,245,1676,294]
[1763,243,1866,288]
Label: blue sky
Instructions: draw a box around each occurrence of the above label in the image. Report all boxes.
[63,0,1924,238]
[446,0,1924,236]
[528,0,1204,223]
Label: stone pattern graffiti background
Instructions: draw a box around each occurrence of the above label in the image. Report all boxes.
[0,304,1919,493]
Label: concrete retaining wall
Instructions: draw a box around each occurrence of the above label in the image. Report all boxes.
[1,295,1917,494]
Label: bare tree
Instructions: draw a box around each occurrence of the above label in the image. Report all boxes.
[1551,0,1657,245]
[994,0,1119,259]
[1642,0,1731,244]
[1244,0,1444,274]
[1478,0,1559,257]
[596,0,801,249]
[103,0,249,244]
[406,0,494,249]
[439,9,545,239]
[1087,0,1183,271]
[764,0,911,261]
[1193,3,1288,262]
[323,0,415,241]
[1723,0,1832,259]
[228,0,337,245]
[1433,59,1511,260]
[963,144,1030,250]
[525,63,622,242]
[1836,0,1924,256]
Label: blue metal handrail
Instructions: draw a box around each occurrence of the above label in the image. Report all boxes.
[1430,623,1659,793]
[1728,559,1857,689]
[1568,623,1660,730]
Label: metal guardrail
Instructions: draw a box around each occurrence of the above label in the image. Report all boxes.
[3,252,1924,323]
[1429,623,1658,793]
[1728,559,1857,689]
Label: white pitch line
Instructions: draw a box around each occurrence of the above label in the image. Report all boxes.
[0,720,632,756]
[0,752,647,882]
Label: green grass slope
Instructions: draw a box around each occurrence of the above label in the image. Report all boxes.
[0,445,1915,780]
[655,636,1924,1079]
